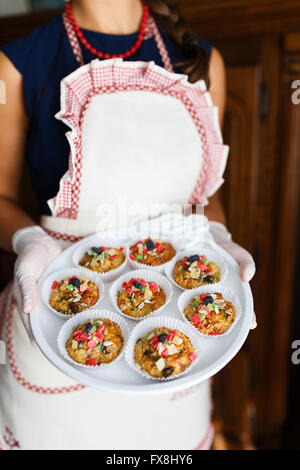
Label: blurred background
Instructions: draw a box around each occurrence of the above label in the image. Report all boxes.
[0,0,300,450]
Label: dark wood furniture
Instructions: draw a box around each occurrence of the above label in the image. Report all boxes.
[177,0,300,449]
[1,0,300,449]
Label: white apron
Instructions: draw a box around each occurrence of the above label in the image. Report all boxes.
[0,12,228,450]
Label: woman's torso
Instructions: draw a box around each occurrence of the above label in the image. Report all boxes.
[0,14,211,216]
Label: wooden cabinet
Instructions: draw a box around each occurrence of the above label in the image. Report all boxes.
[176,0,300,448]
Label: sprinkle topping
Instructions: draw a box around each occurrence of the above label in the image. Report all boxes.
[70,319,119,366]
[120,277,161,311]
[187,293,234,335]
[49,276,98,315]
[146,328,195,366]
[179,254,217,282]
[130,238,174,264]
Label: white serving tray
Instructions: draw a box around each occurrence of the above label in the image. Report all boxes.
[30,234,254,396]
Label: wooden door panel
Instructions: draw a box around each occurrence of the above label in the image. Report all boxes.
[213,64,261,440]
[222,65,261,250]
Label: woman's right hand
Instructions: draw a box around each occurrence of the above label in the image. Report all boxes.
[13,226,62,341]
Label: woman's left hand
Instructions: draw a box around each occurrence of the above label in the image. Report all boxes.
[209,221,257,329]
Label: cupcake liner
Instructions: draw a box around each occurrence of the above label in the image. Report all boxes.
[127,237,180,274]
[125,316,201,381]
[164,248,228,292]
[178,284,242,338]
[42,267,105,320]
[72,238,128,282]
[109,269,173,322]
[57,309,129,369]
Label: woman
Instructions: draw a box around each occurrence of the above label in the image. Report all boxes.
[0,0,255,450]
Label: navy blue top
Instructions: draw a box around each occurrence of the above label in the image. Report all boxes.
[0,13,212,215]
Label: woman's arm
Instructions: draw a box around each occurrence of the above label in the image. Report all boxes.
[0,52,61,329]
[0,51,35,252]
[205,48,256,290]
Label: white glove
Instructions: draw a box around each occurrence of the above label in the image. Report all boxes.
[209,221,257,329]
[12,226,62,341]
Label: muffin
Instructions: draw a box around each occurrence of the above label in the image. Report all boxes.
[173,254,220,289]
[79,246,125,273]
[49,276,99,315]
[116,277,166,319]
[66,318,124,366]
[184,292,235,335]
[134,327,197,379]
[129,238,176,266]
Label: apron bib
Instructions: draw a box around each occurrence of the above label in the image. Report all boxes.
[0,12,228,450]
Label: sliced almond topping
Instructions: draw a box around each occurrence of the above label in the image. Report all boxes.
[190,261,198,269]
[80,279,89,292]
[144,288,153,301]
[172,335,183,346]
[189,267,200,279]
[156,358,165,371]
[167,344,178,355]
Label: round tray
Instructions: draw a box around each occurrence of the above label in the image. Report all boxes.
[30,233,254,396]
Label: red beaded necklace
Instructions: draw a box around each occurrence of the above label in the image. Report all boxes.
[65,0,149,60]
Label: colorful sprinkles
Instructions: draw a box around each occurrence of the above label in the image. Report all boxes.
[129,238,176,266]
[117,277,166,318]
[79,246,125,274]
[49,276,98,315]
[67,318,123,366]
[146,328,197,376]
[184,293,235,336]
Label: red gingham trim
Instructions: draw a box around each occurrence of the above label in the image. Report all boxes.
[5,296,85,394]
[147,15,173,73]
[52,22,227,217]
[0,282,11,337]
[43,228,83,243]
[194,423,214,450]
[63,11,84,67]
[2,427,20,450]
[62,12,173,72]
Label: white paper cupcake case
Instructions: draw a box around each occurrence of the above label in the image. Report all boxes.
[42,267,105,320]
[57,309,129,369]
[72,238,128,282]
[109,269,173,322]
[177,284,242,338]
[125,316,201,381]
[127,237,180,274]
[164,248,229,292]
